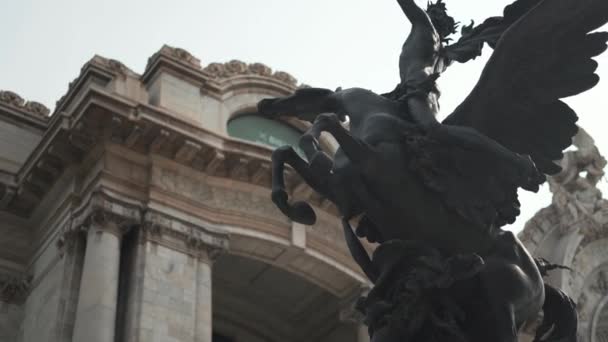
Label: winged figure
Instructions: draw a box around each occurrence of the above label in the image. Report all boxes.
[257,0,608,341]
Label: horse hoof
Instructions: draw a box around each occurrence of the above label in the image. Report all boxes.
[291,201,317,225]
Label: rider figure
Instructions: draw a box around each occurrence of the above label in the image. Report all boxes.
[395,0,541,186]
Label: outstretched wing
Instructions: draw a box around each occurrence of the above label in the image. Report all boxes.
[442,0,608,175]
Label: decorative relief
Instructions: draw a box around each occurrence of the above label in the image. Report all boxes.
[152,166,287,224]
[591,270,608,295]
[56,222,87,257]
[272,71,298,85]
[155,167,213,203]
[88,55,137,78]
[147,45,202,70]
[0,91,24,107]
[0,274,32,304]
[520,127,608,253]
[549,127,608,232]
[202,60,298,86]
[248,62,273,76]
[0,90,50,117]
[142,210,229,259]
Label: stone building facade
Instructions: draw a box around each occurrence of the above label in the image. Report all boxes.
[0,45,369,342]
[519,128,608,342]
[0,45,605,342]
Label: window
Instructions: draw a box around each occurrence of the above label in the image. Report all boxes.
[227,114,305,157]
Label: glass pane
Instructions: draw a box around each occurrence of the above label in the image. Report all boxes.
[227,115,305,157]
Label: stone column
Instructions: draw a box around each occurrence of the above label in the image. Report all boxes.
[195,250,213,342]
[55,228,87,342]
[72,215,122,342]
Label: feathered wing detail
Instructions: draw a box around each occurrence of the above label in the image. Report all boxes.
[404,134,522,227]
[443,0,608,175]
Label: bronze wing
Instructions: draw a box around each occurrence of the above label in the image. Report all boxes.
[442,0,608,175]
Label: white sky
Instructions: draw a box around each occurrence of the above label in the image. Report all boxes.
[2,0,607,233]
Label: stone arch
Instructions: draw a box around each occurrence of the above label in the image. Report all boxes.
[210,222,368,341]
[532,224,585,288]
[222,224,367,298]
[591,296,608,342]
[568,238,608,300]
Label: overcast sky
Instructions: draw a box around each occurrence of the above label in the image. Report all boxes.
[2,0,607,233]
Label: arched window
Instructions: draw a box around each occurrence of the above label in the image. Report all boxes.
[227,114,305,156]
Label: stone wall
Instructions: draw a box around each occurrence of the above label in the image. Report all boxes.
[0,302,23,342]
[21,248,62,342]
[127,241,200,342]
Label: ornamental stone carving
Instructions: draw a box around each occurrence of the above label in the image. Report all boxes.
[147,45,202,70]
[549,127,608,231]
[0,90,50,117]
[0,91,24,107]
[24,101,50,116]
[142,210,229,259]
[224,59,248,75]
[272,71,298,86]
[88,55,137,78]
[591,270,608,295]
[248,62,273,76]
[202,60,298,86]
[521,127,608,248]
[0,274,32,304]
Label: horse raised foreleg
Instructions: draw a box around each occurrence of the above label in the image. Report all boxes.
[271,145,333,225]
[304,113,377,173]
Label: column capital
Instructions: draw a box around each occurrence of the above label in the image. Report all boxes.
[141,210,229,260]
[59,190,142,248]
[57,208,138,256]
[0,273,32,304]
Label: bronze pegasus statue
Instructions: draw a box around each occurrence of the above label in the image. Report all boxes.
[257,0,608,341]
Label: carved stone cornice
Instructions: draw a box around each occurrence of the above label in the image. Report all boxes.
[3,46,306,218]
[0,90,50,118]
[147,45,202,71]
[141,210,229,260]
[202,60,298,86]
[56,190,143,255]
[88,55,138,78]
[0,274,32,304]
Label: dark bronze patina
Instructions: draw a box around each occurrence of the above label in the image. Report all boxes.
[258,0,608,341]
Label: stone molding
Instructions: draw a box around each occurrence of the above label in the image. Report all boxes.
[147,44,202,71]
[202,60,298,86]
[0,90,50,117]
[3,44,306,217]
[0,273,32,304]
[142,44,299,89]
[56,191,142,256]
[141,209,229,261]
[88,55,138,79]
[55,190,230,261]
